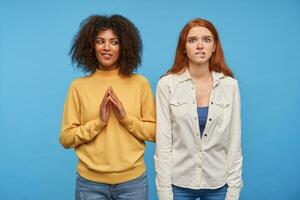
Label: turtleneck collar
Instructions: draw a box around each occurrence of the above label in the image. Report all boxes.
[93,67,120,77]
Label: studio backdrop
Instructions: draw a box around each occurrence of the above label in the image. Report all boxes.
[1,0,300,199]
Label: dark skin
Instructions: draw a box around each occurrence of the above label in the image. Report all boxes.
[99,86,126,123]
[96,30,126,123]
[70,15,142,75]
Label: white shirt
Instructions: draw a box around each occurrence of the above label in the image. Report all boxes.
[155,69,243,200]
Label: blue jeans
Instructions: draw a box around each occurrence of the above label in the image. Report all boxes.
[75,173,148,200]
[172,184,228,200]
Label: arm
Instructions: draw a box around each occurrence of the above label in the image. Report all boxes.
[118,77,156,142]
[226,82,243,200]
[154,79,173,200]
[59,82,107,149]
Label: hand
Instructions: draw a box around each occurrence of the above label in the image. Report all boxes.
[99,89,110,123]
[107,86,126,120]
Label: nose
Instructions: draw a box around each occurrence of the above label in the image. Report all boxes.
[103,41,111,51]
[197,41,203,49]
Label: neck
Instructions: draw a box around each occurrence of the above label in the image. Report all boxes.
[188,61,211,81]
[98,64,119,71]
[94,67,120,77]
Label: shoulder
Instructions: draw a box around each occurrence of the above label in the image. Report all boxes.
[219,76,240,97]
[69,75,92,90]
[220,76,239,87]
[130,74,149,83]
[130,74,154,93]
[157,73,178,88]
[129,74,152,89]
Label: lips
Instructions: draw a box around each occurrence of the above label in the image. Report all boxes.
[195,51,205,55]
[101,53,113,59]
[195,51,206,58]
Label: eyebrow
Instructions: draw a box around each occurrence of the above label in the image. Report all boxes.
[187,35,213,39]
[95,37,119,40]
[202,35,213,38]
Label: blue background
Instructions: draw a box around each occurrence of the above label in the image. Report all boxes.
[1,0,300,199]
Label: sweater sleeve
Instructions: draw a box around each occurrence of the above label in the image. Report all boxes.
[119,77,156,142]
[59,82,107,149]
[154,78,174,200]
[226,81,243,200]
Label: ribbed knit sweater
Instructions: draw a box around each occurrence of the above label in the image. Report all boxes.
[60,68,156,184]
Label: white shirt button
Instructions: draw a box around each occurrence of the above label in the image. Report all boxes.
[199,153,203,159]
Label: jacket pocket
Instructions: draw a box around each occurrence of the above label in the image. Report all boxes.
[214,100,230,124]
[215,101,230,109]
[170,99,188,119]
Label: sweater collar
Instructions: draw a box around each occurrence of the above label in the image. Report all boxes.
[93,68,120,77]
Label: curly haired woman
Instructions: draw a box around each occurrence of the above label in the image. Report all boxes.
[59,14,155,200]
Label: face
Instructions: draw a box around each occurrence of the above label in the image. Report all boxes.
[185,26,216,65]
[95,29,120,70]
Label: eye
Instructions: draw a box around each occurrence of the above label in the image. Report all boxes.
[203,38,212,43]
[111,40,119,45]
[95,39,104,44]
[188,38,197,43]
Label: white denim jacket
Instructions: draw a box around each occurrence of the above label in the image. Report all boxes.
[155,69,243,200]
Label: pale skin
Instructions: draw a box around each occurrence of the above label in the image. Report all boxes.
[95,29,126,123]
[185,26,216,107]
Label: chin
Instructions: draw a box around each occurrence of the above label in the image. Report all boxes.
[103,63,113,67]
[100,62,114,67]
[193,59,209,65]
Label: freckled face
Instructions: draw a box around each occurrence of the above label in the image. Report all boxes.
[95,29,120,70]
[185,26,216,65]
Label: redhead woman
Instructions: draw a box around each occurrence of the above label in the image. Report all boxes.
[155,18,242,200]
[59,14,155,200]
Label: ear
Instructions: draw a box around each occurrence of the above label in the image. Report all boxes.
[213,44,216,53]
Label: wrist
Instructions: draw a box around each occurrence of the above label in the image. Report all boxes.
[118,114,133,126]
[119,113,126,120]
[99,117,108,125]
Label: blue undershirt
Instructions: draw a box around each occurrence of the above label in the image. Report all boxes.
[197,106,209,137]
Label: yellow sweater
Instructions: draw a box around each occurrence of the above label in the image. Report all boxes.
[59,68,156,184]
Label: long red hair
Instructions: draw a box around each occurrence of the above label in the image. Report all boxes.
[168,18,233,77]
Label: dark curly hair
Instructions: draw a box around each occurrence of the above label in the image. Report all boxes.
[69,14,142,75]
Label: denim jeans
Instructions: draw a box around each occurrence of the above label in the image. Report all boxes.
[172,184,228,200]
[75,173,148,200]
